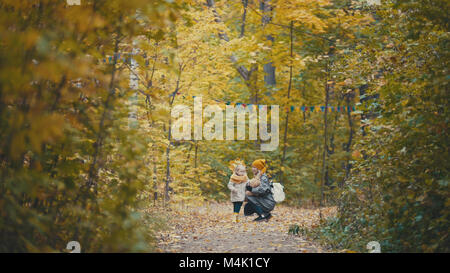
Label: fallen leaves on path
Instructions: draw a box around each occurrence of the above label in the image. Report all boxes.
[150,202,336,253]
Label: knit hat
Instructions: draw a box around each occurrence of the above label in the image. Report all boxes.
[229,159,248,184]
[229,159,246,172]
[251,159,267,174]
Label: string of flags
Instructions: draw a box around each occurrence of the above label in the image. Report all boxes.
[190,96,356,113]
[103,52,139,64]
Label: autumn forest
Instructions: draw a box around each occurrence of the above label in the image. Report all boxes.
[0,0,448,253]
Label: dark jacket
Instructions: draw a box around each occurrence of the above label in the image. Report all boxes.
[246,173,276,214]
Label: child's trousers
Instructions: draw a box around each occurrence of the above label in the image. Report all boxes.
[233,201,243,213]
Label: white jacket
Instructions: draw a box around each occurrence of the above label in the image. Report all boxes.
[228,179,247,202]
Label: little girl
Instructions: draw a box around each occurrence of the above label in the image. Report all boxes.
[227,160,248,223]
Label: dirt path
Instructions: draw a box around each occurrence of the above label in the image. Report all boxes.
[156,202,335,253]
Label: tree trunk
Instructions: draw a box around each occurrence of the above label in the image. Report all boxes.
[280,21,294,184]
[153,154,158,205]
[320,60,330,213]
[86,37,120,192]
[340,95,354,188]
[260,0,276,86]
[164,65,182,203]
[240,0,248,38]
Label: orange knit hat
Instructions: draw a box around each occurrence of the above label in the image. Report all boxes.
[251,159,267,174]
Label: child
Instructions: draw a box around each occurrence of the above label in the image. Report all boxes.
[227,160,248,223]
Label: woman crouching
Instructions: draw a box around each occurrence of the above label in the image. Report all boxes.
[245,159,276,222]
